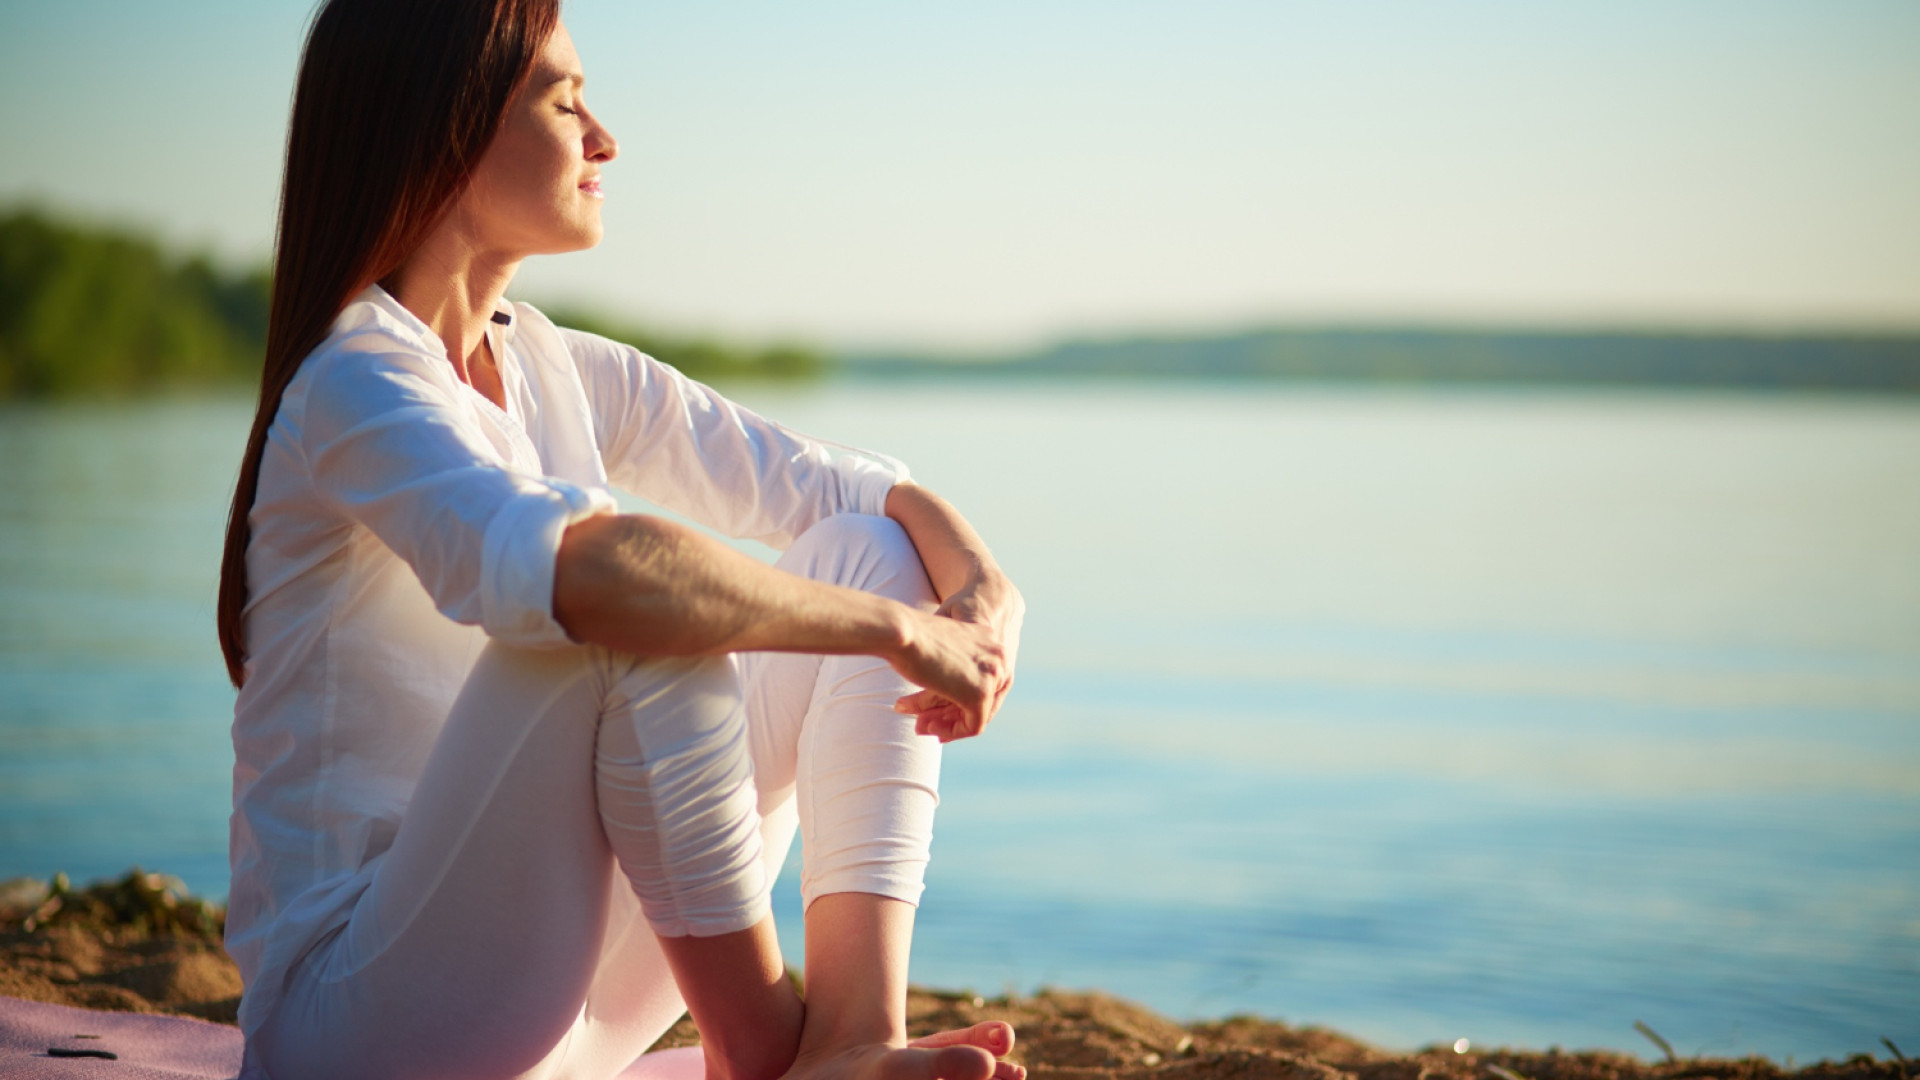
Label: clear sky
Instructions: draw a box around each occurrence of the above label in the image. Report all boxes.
[3,1,1916,350]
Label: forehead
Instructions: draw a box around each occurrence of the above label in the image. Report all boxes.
[534,22,583,84]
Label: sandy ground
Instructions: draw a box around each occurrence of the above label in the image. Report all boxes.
[2,872,1912,1080]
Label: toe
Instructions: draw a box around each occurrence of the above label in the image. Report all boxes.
[880,1045,997,1080]
[935,1046,997,1080]
[907,1021,1015,1056]
[978,1021,1015,1056]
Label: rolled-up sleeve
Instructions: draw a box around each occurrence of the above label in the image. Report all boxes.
[300,349,616,647]
[558,326,909,549]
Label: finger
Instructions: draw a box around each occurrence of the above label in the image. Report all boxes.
[894,689,946,716]
[978,690,1002,729]
[902,694,961,721]
[954,700,985,741]
[987,674,1013,723]
[913,702,963,726]
[925,710,973,742]
[913,705,965,737]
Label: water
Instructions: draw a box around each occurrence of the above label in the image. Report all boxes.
[1,384,1916,1063]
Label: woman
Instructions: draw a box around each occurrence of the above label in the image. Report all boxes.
[217,3,1025,1078]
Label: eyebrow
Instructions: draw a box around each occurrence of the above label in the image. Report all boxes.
[544,71,585,88]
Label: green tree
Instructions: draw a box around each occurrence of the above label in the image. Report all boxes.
[0,208,269,397]
[543,306,824,383]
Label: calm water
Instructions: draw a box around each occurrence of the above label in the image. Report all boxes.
[1,384,1916,1062]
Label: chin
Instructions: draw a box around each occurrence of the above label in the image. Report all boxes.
[536,222,603,256]
[568,210,606,248]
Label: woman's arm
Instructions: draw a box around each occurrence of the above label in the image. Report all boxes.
[559,325,904,549]
[553,512,1009,740]
[883,482,1025,740]
[882,482,1009,603]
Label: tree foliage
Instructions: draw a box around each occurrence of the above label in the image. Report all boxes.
[0,208,269,397]
[540,306,824,383]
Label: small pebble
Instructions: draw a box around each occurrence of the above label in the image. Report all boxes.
[1142,1053,1163,1066]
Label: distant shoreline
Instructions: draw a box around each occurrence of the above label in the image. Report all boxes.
[842,326,1920,393]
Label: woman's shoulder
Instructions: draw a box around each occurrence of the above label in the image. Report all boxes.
[268,293,475,459]
[308,289,458,376]
[293,292,464,400]
[510,302,642,371]
[509,303,674,411]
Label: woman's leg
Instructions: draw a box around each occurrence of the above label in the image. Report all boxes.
[256,643,787,1080]
[739,515,1014,1080]
[543,513,1008,1080]
[258,514,1011,1080]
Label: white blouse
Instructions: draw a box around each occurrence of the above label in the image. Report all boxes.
[226,285,906,1038]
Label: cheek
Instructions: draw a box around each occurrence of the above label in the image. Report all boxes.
[461,117,594,249]
[478,124,572,209]
[498,150,560,204]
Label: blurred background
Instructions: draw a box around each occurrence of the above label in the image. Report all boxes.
[2,0,1917,1065]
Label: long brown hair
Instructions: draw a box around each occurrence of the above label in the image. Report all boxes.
[217,0,560,687]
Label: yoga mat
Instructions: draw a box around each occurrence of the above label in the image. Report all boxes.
[0,996,705,1080]
[0,996,240,1078]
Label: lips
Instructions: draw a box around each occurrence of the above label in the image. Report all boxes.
[579,177,603,199]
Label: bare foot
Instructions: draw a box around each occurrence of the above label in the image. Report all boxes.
[782,1021,1024,1080]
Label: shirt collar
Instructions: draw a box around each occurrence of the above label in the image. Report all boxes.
[490,298,517,345]
[338,284,517,356]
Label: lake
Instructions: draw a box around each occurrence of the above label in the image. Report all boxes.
[1,382,1915,1063]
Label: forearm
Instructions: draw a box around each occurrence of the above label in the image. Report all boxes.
[553,512,910,658]
[882,482,1010,603]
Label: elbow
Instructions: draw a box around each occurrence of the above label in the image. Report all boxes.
[552,513,727,657]
[553,512,625,647]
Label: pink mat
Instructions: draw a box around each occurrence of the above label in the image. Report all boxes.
[0,996,704,1079]
[0,996,240,1078]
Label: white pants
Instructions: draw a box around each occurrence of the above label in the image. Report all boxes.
[255,515,941,1080]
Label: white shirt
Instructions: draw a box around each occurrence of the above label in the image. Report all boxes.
[226,285,906,1038]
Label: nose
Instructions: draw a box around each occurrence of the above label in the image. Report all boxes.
[586,111,618,163]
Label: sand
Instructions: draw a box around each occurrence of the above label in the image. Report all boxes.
[2,871,1911,1080]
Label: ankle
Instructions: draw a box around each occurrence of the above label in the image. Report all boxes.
[796,1013,908,1057]
[703,1035,803,1080]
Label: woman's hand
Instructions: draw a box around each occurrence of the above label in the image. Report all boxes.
[880,482,1024,743]
[889,575,1025,742]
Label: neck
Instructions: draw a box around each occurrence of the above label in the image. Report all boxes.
[386,219,520,382]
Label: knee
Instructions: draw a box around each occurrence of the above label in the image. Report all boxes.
[779,514,934,605]
[594,652,743,743]
[593,654,769,940]
[790,512,914,563]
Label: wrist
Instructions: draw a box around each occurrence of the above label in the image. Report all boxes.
[874,596,919,661]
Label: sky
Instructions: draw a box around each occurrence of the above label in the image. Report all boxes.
[2,0,1916,351]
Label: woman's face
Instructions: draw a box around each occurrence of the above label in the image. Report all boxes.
[459,23,617,257]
